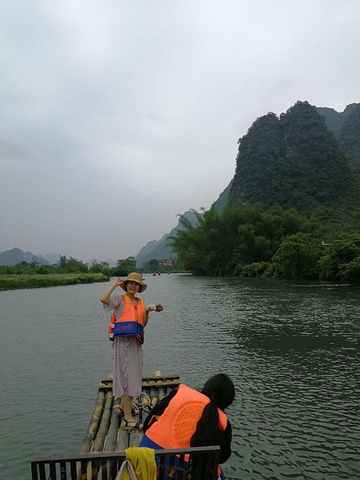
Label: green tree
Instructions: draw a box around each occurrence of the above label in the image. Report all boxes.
[318,233,360,281]
[339,257,360,282]
[149,259,159,271]
[89,260,111,275]
[233,203,315,270]
[170,202,319,277]
[113,257,137,276]
[57,255,88,272]
[271,233,322,279]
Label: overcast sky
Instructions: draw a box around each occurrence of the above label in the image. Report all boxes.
[1,0,359,263]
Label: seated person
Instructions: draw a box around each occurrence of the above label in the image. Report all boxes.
[140,373,235,479]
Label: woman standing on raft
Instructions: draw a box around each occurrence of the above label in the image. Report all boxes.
[100,273,162,430]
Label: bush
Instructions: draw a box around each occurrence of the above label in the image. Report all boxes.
[271,233,322,279]
[240,262,272,277]
[0,273,109,290]
[318,233,360,281]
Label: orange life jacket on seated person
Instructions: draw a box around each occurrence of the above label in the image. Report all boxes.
[108,294,146,344]
[143,383,228,449]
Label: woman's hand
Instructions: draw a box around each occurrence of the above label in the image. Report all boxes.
[145,304,164,312]
[100,277,122,304]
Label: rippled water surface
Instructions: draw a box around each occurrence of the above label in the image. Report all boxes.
[1,275,359,479]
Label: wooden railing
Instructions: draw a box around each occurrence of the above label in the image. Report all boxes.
[31,446,220,480]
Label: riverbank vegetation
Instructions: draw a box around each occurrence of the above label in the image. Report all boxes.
[0,273,109,290]
[169,202,360,283]
[0,256,112,290]
[0,254,178,290]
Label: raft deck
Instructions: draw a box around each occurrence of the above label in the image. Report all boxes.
[31,372,221,480]
[79,372,181,454]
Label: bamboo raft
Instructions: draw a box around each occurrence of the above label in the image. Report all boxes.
[31,372,222,480]
[78,371,181,455]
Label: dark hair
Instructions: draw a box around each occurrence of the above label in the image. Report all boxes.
[190,373,235,448]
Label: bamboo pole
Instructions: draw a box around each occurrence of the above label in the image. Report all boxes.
[92,390,113,452]
[78,390,105,454]
[104,396,121,451]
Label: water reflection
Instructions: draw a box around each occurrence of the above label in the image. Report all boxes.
[224,280,360,479]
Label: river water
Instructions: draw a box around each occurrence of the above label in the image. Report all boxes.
[0,274,359,480]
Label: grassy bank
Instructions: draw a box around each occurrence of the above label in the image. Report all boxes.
[0,273,110,290]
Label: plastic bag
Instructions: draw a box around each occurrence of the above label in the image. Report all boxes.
[115,459,138,480]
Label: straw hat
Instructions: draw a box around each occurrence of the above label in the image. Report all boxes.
[120,272,147,293]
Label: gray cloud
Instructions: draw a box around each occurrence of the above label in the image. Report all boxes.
[1,0,360,262]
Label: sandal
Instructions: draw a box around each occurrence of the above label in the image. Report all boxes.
[118,406,140,416]
[120,419,143,430]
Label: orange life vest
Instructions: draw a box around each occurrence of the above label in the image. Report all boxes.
[144,384,228,449]
[108,294,146,344]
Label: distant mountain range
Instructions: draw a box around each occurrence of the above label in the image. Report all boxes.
[0,248,59,266]
[0,181,233,267]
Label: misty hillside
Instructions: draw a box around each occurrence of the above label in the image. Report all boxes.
[136,101,360,266]
[318,102,360,181]
[136,211,199,266]
[135,183,232,267]
[0,248,52,266]
[318,102,359,136]
[230,101,352,214]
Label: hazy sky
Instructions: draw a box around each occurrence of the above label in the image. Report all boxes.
[1,0,359,263]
